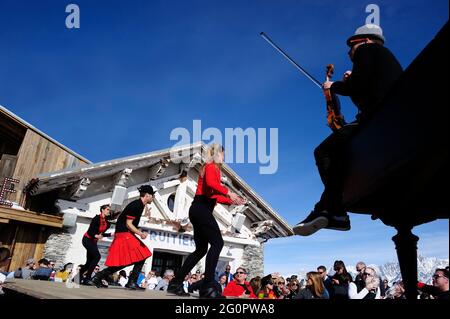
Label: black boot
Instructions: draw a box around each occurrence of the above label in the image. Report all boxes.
[91,273,108,288]
[199,281,225,299]
[168,279,190,297]
[125,280,145,290]
[125,270,145,291]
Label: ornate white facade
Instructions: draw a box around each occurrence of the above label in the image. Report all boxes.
[32,143,293,277]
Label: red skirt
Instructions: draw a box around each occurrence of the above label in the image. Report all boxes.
[105,232,152,267]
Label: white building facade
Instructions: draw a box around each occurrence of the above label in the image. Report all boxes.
[30,143,293,278]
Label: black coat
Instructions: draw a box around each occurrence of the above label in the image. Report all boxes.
[331,43,403,122]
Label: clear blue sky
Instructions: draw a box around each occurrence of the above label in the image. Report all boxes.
[0,0,448,276]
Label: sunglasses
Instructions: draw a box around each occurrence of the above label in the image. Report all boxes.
[278,282,285,285]
[363,272,373,277]
[433,274,445,279]
[236,271,247,275]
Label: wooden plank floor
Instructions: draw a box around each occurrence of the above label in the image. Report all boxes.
[3,279,197,299]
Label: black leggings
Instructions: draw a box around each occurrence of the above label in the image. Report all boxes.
[174,196,224,284]
[80,236,101,281]
[314,122,359,215]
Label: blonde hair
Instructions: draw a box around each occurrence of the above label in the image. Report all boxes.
[204,143,224,165]
[200,143,225,177]
[307,272,325,298]
[364,267,380,288]
[273,276,285,286]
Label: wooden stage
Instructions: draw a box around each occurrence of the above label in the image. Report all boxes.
[3,279,197,299]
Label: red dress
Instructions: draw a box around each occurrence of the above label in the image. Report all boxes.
[105,199,152,267]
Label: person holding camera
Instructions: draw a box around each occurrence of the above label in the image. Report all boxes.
[348,267,381,299]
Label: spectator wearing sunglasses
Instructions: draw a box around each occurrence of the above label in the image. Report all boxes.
[330,260,352,300]
[285,279,300,299]
[273,276,290,299]
[348,267,381,299]
[418,268,449,300]
[223,267,256,298]
[317,265,332,294]
[354,261,367,290]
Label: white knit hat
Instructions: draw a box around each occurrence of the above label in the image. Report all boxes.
[347,24,385,46]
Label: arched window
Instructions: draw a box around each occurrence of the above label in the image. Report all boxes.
[167,193,176,212]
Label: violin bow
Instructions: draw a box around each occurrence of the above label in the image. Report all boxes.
[260,32,322,89]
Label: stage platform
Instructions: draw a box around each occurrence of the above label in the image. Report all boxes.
[3,279,197,299]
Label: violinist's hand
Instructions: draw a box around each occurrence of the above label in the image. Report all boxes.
[343,71,352,81]
[322,80,333,90]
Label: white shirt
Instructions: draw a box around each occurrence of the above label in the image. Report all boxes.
[348,282,381,299]
[119,276,128,287]
[146,277,159,290]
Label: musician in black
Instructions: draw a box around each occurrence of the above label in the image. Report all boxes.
[80,204,112,285]
[294,23,403,236]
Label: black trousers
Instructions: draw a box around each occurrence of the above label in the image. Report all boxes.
[174,196,224,285]
[80,236,101,282]
[314,122,359,215]
[96,259,146,285]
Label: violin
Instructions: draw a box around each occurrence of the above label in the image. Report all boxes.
[324,64,346,131]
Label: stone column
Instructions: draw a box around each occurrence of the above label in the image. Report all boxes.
[43,230,72,270]
[240,244,264,278]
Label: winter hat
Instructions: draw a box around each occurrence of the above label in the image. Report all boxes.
[347,24,385,46]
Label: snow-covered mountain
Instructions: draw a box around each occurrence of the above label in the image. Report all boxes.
[381,256,448,285]
[341,256,448,285]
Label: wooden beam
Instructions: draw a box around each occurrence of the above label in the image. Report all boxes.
[0,218,9,223]
[33,227,48,262]
[0,206,63,228]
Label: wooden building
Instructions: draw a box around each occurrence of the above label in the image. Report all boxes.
[0,105,90,272]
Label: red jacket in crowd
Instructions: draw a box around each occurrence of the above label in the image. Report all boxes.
[222,280,256,298]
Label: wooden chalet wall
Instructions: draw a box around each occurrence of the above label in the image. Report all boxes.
[10,129,88,205]
[0,106,88,272]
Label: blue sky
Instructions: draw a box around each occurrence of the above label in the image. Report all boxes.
[0,0,448,276]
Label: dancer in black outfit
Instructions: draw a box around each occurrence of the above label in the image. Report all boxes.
[92,185,154,290]
[80,204,112,285]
